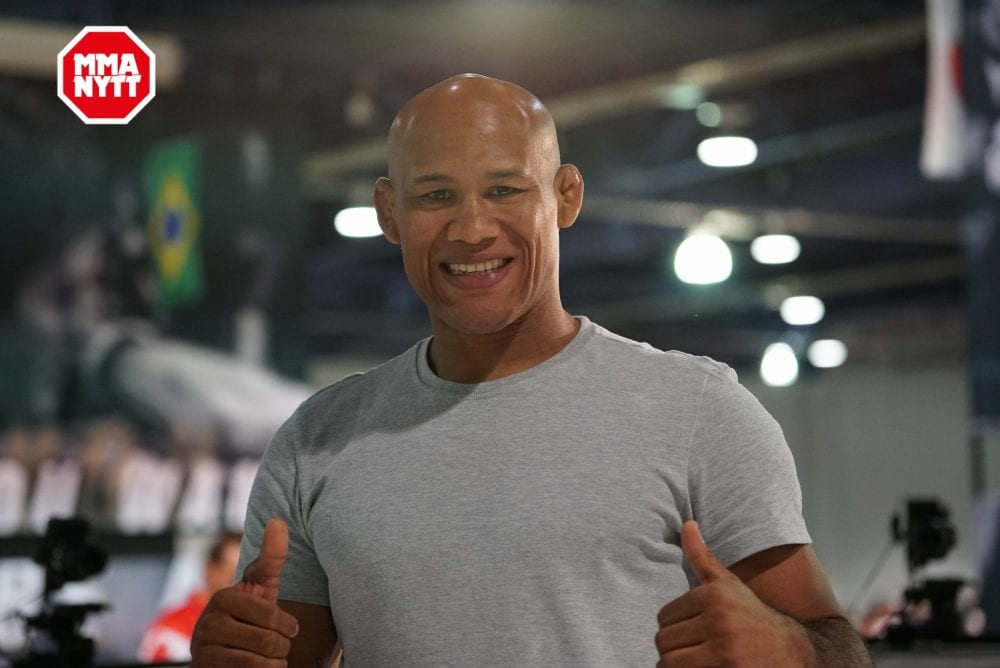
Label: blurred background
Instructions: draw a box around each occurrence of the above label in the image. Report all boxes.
[0,0,999,664]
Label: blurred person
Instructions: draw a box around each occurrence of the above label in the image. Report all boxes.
[192,74,871,667]
[138,531,241,663]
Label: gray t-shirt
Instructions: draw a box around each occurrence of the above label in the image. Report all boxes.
[237,317,810,666]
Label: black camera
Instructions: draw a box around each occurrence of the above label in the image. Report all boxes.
[35,518,108,595]
[13,518,109,667]
[891,498,957,573]
[885,498,983,643]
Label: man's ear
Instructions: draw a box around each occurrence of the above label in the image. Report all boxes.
[373,177,400,244]
[554,164,584,230]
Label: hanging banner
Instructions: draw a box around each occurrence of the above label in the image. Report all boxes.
[921,0,966,179]
[145,139,204,307]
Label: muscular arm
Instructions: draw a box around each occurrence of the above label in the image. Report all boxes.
[278,600,338,668]
[731,544,872,667]
[657,523,871,667]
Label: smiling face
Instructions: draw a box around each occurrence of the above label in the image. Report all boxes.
[375,75,583,338]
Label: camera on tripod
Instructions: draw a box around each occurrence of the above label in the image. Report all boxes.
[886,497,984,643]
[12,517,109,668]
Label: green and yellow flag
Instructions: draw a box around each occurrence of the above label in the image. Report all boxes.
[145,139,204,306]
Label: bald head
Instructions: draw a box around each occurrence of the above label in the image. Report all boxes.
[386,74,561,184]
[371,73,585,344]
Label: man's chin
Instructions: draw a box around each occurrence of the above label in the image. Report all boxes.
[434,309,517,338]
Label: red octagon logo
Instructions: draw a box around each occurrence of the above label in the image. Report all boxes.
[57,26,156,125]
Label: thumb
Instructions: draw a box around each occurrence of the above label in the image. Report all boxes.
[682,520,728,584]
[240,518,289,603]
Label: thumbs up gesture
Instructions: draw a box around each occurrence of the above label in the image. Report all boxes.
[654,521,807,667]
[192,519,300,667]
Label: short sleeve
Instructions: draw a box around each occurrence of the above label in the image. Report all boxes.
[685,366,811,571]
[236,410,331,606]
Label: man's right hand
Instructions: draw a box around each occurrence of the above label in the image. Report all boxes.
[191,518,300,667]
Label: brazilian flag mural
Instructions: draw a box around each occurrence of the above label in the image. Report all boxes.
[145,139,204,306]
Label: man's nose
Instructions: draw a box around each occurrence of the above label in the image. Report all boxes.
[446,196,498,245]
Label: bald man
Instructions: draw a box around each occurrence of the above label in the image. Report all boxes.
[191,75,871,667]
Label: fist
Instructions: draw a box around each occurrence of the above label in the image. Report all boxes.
[654,521,801,667]
[191,519,300,667]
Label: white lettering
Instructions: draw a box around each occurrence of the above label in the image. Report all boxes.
[125,75,141,96]
[73,75,93,97]
[96,52,117,75]
[93,75,112,97]
[119,53,138,76]
[69,52,142,97]
[74,53,95,76]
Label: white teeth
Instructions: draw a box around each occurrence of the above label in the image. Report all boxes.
[448,258,507,275]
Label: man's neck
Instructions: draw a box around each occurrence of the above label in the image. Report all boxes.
[427,308,580,383]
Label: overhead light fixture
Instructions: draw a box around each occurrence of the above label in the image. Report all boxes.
[760,342,799,387]
[695,101,722,127]
[658,83,705,110]
[750,234,801,264]
[334,206,381,238]
[673,233,733,285]
[697,136,757,167]
[807,339,848,368]
[779,295,825,326]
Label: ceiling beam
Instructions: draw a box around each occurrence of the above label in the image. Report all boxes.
[302,13,926,191]
[546,15,925,126]
[605,107,924,194]
[581,196,958,246]
[583,255,965,329]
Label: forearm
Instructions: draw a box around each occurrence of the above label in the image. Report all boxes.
[799,615,873,667]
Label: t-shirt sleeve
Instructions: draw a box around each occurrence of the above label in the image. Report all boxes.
[685,365,811,571]
[236,409,331,606]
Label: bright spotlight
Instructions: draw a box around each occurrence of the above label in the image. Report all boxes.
[673,233,733,285]
[760,342,799,387]
[334,206,382,238]
[750,234,801,264]
[780,295,825,326]
[697,136,758,167]
[808,339,848,368]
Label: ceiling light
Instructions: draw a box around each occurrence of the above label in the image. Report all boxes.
[750,234,801,264]
[761,342,799,387]
[658,83,705,110]
[779,295,825,326]
[807,339,848,368]
[696,101,722,127]
[334,206,381,238]
[673,233,733,285]
[697,136,757,167]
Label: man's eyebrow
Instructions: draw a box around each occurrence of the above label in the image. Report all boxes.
[410,173,453,186]
[487,169,529,179]
[409,170,530,186]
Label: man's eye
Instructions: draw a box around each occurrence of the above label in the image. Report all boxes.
[489,186,519,197]
[423,190,450,201]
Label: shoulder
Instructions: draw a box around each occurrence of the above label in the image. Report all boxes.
[293,341,420,423]
[269,341,422,456]
[582,318,737,386]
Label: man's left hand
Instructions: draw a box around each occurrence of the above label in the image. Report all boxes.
[654,520,811,667]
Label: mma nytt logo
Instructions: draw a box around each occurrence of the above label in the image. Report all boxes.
[57,26,156,125]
